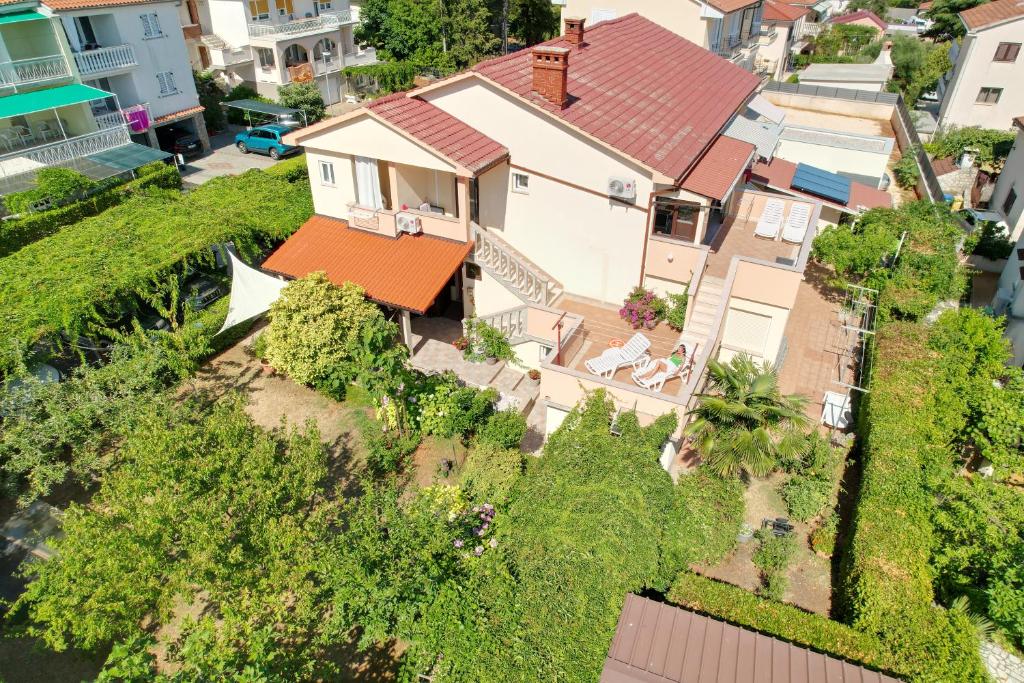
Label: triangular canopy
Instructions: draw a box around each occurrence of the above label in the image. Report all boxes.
[217,252,288,334]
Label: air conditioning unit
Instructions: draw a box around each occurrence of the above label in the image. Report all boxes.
[396,212,422,235]
[608,176,637,202]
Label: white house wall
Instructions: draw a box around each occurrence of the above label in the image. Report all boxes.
[939,21,1024,131]
[207,0,250,50]
[306,149,358,220]
[774,137,889,184]
[423,78,656,304]
[990,128,1024,242]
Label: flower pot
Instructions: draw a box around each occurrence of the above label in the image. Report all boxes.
[485,356,498,365]
[260,359,275,376]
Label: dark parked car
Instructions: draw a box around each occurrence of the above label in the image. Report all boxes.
[160,126,203,160]
[184,276,225,311]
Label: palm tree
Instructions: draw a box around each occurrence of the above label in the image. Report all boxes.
[685,354,812,478]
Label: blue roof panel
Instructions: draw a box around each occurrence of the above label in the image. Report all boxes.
[792,163,851,205]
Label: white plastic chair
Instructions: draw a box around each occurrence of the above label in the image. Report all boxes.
[584,332,652,379]
[754,198,785,239]
[782,203,811,244]
[631,356,683,391]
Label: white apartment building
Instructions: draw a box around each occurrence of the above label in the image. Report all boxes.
[178,0,375,106]
[47,0,207,152]
[558,0,770,74]
[758,0,810,79]
[937,0,1024,131]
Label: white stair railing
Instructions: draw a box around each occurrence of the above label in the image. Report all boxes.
[471,224,558,305]
[73,45,138,76]
[476,306,529,341]
[0,55,71,87]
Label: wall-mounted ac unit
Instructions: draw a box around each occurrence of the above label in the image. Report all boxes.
[396,212,422,235]
[608,176,637,202]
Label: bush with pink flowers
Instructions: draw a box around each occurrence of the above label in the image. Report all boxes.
[619,287,667,329]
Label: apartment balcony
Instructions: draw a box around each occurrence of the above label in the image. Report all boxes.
[182,23,202,40]
[801,22,823,38]
[0,55,72,89]
[0,125,132,181]
[309,47,379,75]
[73,45,138,78]
[247,9,355,41]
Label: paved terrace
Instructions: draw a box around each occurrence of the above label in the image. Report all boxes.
[704,191,808,277]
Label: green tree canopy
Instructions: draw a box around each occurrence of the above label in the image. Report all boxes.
[925,0,986,38]
[277,81,326,123]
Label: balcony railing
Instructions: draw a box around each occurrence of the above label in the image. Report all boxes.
[74,45,138,77]
[247,9,353,38]
[0,55,71,88]
[0,126,132,179]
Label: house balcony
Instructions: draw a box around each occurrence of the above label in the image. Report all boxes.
[74,44,138,77]
[0,124,132,181]
[0,55,72,89]
[182,23,202,40]
[247,9,355,42]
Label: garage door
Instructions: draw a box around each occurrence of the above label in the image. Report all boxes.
[722,308,772,359]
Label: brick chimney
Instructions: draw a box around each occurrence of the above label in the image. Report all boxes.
[564,16,586,46]
[532,46,570,108]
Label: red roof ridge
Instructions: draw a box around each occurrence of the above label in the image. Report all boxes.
[828,9,888,28]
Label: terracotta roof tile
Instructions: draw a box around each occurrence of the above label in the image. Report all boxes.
[366,94,508,173]
[153,105,205,125]
[751,157,892,210]
[828,9,888,29]
[960,0,1024,30]
[261,215,473,314]
[764,0,812,22]
[706,0,762,13]
[472,13,759,182]
[42,0,158,9]
[681,135,755,200]
[931,156,958,176]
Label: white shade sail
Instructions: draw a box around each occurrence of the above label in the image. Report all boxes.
[217,252,288,334]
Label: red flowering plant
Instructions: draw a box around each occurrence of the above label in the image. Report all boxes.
[619,286,667,330]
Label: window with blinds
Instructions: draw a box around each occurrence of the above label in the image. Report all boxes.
[994,42,1020,63]
[140,12,162,38]
[156,71,178,96]
[249,0,270,20]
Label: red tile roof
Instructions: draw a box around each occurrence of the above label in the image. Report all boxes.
[706,0,762,13]
[472,13,759,183]
[153,105,205,125]
[366,94,509,174]
[41,0,155,9]
[764,0,812,22]
[681,135,755,200]
[261,215,473,314]
[751,158,892,211]
[603,595,902,683]
[960,0,1024,30]
[931,156,959,176]
[1014,115,1024,130]
[828,9,888,29]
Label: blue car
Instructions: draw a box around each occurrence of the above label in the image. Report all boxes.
[235,124,298,160]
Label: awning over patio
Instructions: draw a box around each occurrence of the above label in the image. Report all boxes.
[0,10,48,25]
[0,84,111,119]
[261,215,473,314]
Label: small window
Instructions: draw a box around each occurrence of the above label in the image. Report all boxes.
[156,71,178,96]
[994,42,1020,62]
[319,160,335,186]
[1004,187,1018,216]
[256,47,274,69]
[318,0,332,10]
[512,172,529,194]
[140,12,162,38]
[977,87,1002,104]
[248,0,270,20]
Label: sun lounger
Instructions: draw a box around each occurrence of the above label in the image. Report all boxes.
[781,203,811,244]
[585,332,651,379]
[631,356,683,391]
[754,198,785,239]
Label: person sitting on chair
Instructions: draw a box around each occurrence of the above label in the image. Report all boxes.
[636,344,687,381]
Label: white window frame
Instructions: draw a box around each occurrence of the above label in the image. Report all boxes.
[319,160,335,186]
[156,70,178,97]
[318,0,332,10]
[140,12,163,38]
[512,172,530,194]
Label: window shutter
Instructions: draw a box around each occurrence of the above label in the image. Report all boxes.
[140,13,152,36]
[722,309,772,358]
[151,13,162,35]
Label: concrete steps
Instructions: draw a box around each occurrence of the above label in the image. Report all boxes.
[682,275,726,351]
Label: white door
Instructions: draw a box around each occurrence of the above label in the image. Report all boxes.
[354,156,382,210]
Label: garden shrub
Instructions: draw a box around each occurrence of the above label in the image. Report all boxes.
[0,162,180,257]
[462,318,515,363]
[668,572,891,671]
[967,221,1014,260]
[780,476,832,522]
[892,149,920,189]
[278,81,326,124]
[669,467,744,567]
[418,378,497,439]
[341,61,419,94]
[665,290,688,331]
[619,286,667,330]
[460,441,523,505]
[357,412,421,476]
[4,168,98,215]
[476,409,526,449]
[811,512,839,556]
[926,125,1017,168]
[264,153,308,181]
[753,530,797,601]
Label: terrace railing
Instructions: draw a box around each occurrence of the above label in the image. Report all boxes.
[477,305,529,342]
[0,55,71,88]
[74,45,138,77]
[0,125,132,179]
[247,9,353,39]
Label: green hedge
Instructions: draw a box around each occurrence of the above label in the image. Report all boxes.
[669,573,890,671]
[0,163,181,258]
[264,153,308,181]
[841,322,987,682]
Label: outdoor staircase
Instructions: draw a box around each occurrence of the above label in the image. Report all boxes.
[471,224,562,306]
[681,275,726,353]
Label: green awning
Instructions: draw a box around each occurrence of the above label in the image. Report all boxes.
[224,99,301,117]
[0,10,48,25]
[0,83,110,120]
[87,142,171,172]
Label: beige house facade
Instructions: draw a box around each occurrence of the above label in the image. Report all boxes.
[937,0,1024,131]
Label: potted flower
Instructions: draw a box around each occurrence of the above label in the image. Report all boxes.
[453,336,470,351]
[619,286,667,330]
[527,368,541,386]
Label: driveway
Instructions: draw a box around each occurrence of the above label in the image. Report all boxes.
[179,130,280,187]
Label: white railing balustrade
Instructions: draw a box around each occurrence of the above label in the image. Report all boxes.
[95,111,126,129]
[73,45,138,76]
[247,9,353,38]
[0,126,132,179]
[477,306,529,341]
[471,224,555,305]
[0,55,71,87]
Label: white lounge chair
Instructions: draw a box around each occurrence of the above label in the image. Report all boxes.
[631,356,684,391]
[585,332,651,379]
[754,198,785,239]
[821,391,852,429]
[782,203,811,244]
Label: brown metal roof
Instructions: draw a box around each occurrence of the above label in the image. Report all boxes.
[602,594,902,683]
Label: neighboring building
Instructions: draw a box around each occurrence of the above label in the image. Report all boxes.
[46,0,208,153]
[826,9,887,35]
[932,154,979,206]
[0,0,172,195]
[262,14,843,459]
[601,594,901,683]
[557,0,770,75]
[178,0,375,106]
[990,116,1024,241]
[937,0,1024,131]
[758,0,811,78]
[797,62,893,92]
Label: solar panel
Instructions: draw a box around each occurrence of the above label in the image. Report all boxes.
[791,163,851,205]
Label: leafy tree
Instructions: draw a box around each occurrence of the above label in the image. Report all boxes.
[193,70,226,133]
[969,370,1024,477]
[925,0,986,38]
[888,36,952,104]
[277,81,326,123]
[460,440,523,504]
[926,125,1017,168]
[848,0,890,19]
[685,355,810,477]
[508,0,559,45]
